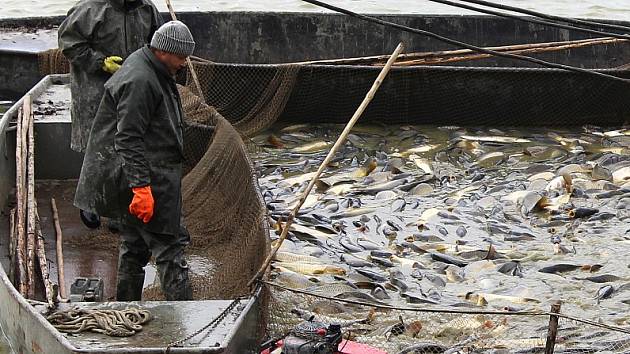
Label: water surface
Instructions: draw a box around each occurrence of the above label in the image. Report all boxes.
[1,0,629,20]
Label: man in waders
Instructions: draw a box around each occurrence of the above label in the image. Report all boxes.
[74,21,195,301]
[58,0,162,228]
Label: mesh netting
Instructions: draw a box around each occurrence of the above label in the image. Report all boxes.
[181,113,270,299]
[266,283,551,353]
[265,283,630,353]
[554,317,630,353]
[38,48,70,75]
[186,59,301,136]
[40,47,630,129]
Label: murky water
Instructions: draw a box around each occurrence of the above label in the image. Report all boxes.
[1,0,629,20]
[253,123,630,352]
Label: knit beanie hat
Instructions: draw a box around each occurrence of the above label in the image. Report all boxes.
[150,20,195,57]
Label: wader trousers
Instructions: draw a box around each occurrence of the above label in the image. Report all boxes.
[116,222,193,301]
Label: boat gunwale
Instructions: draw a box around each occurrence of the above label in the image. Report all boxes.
[0,254,77,351]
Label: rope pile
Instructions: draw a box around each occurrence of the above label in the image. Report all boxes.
[47,308,152,337]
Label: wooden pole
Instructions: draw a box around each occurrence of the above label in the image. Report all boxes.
[163,0,205,102]
[34,204,56,308]
[51,198,66,299]
[394,38,627,66]
[15,103,28,295]
[247,42,405,288]
[294,37,623,66]
[545,300,562,354]
[25,95,36,299]
[9,208,16,283]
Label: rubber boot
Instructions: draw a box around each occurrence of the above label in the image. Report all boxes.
[116,273,145,301]
[79,209,101,229]
[159,258,193,301]
[106,218,121,233]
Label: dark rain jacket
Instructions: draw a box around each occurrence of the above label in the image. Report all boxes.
[74,46,185,235]
[58,0,162,152]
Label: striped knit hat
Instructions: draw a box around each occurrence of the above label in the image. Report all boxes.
[150,20,195,57]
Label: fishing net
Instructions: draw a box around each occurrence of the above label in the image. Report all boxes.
[186,59,301,137]
[265,283,552,354]
[264,283,630,353]
[137,87,271,302]
[555,316,630,353]
[39,47,630,129]
[38,48,70,75]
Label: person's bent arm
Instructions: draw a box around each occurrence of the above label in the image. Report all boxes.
[58,5,107,73]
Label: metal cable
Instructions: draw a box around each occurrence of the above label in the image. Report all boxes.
[553,313,630,335]
[457,0,630,33]
[263,281,548,316]
[300,0,630,84]
[264,281,630,335]
[425,0,630,40]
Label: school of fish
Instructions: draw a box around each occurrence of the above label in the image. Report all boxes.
[251,123,630,353]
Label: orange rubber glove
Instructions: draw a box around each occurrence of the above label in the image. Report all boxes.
[128,186,154,223]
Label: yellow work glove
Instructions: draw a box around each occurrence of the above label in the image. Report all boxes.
[102,56,123,74]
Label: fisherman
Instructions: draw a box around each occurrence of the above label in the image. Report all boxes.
[74,21,196,301]
[58,0,162,228]
[58,0,162,152]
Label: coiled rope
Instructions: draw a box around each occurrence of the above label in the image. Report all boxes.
[47,307,152,337]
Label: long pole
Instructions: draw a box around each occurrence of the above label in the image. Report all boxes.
[34,205,56,308]
[395,38,626,66]
[164,0,205,101]
[9,208,15,283]
[26,95,36,299]
[15,106,27,295]
[296,37,623,66]
[247,42,405,287]
[51,198,66,299]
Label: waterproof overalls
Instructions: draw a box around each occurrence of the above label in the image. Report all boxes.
[74,46,192,301]
[58,0,162,152]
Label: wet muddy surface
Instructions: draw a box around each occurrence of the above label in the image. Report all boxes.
[252,123,630,351]
[53,300,245,349]
[35,180,121,301]
[34,180,215,302]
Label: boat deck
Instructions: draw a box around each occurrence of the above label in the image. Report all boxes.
[32,299,247,350]
[36,180,148,301]
[0,179,259,353]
